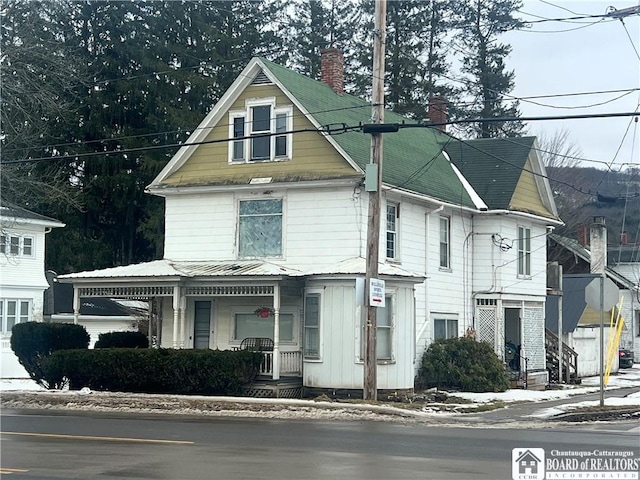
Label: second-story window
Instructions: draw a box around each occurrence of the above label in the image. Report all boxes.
[238,198,283,258]
[518,226,531,276]
[0,234,34,257]
[386,203,398,259]
[439,216,450,269]
[229,99,292,163]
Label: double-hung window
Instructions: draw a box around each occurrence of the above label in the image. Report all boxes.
[1,299,31,334]
[439,216,450,269]
[303,293,321,359]
[386,203,398,260]
[238,198,283,258]
[434,317,458,340]
[517,226,531,276]
[360,294,394,362]
[229,99,292,163]
[0,234,34,257]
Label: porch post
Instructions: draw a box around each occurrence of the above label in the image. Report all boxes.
[72,286,80,325]
[179,293,186,348]
[172,286,180,348]
[272,283,280,380]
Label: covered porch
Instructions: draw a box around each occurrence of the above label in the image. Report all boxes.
[59,259,306,381]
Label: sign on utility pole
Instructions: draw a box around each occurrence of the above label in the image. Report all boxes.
[363,0,387,401]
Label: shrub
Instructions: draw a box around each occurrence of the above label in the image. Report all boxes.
[416,337,509,393]
[41,348,263,395]
[95,331,148,349]
[11,322,90,388]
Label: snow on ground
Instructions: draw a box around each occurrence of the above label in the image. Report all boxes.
[2,365,638,421]
[451,365,640,419]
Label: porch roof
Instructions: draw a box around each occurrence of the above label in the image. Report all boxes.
[294,257,425,281]
[58,259,302,281]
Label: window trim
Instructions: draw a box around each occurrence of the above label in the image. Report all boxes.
[303,290,322,361]
[386,202,399,260]
[237,197,284,259]
[517,225,532,277]
[359,292,396,364]
[0,234,34,257]
[228,97,293,164]
[1,299,31,334]
[439,215,451,270]
[433,314,459,340]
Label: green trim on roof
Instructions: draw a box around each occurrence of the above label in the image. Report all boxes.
[261,59,476,208]
[444,136,536,210]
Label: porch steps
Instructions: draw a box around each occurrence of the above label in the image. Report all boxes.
[243,377,303,399]
[545,329,581,384]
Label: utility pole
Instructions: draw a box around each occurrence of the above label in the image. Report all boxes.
[363,0,387,401]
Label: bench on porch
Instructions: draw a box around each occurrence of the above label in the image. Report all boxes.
[239,337,274,352]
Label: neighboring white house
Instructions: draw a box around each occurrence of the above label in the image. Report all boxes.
[44,272,145,348]
[549,233,639,357]
[0,203,64,380]
[59,51,561,395]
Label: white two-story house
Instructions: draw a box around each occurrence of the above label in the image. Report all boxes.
[60,50,561,395]
[1,203,64,381]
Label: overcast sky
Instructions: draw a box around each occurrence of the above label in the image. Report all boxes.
[504,0,639,170]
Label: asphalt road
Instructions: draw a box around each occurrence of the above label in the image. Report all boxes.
[2,410,639,480]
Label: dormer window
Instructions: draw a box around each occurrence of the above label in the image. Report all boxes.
[229,98,292,163]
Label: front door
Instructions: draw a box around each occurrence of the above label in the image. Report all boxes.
[194,301,212,349]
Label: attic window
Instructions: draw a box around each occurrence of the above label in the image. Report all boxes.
[252,71,272,85]
[229,98,292,163]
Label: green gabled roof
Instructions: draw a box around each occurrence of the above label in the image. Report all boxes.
[444,136,536,210]
[261,59,476,208]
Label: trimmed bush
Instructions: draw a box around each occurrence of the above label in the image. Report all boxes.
[41,348,263,395]
[11,322,90,388]
[95,331,149,349]
[416,337,509,393]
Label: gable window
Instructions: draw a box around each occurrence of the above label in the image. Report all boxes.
[238,198,283,257]
[518,226,531,276]
[303,293,321,359]
[386,203,398,259]
[0,234,34,257]
[1,299,31,334]
[434,317,458,340]
[439,216,450,269]
[229,99,292,163]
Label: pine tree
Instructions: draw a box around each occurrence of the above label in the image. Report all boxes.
[453,0,524,138]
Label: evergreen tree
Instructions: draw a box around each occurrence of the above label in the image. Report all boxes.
[285,0,362,88]
[453,0,524,138]
[352,0,459,121]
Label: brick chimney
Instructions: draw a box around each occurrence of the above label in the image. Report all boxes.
[576,223,587,247]
[620,231,628,245]
[320,48,344,95]
[427,96,448,132]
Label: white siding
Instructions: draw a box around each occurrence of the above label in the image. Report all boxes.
[163,187,363,266]
[303,280,415,391]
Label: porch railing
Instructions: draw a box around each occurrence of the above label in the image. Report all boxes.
[259,351,302,376]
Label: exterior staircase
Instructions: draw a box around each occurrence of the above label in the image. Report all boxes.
[545,329,580,384]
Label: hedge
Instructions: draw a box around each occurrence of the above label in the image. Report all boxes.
[95,331,149,349]
[416,337,509,393]
[11,322,90,387]
[41,348,263,395]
